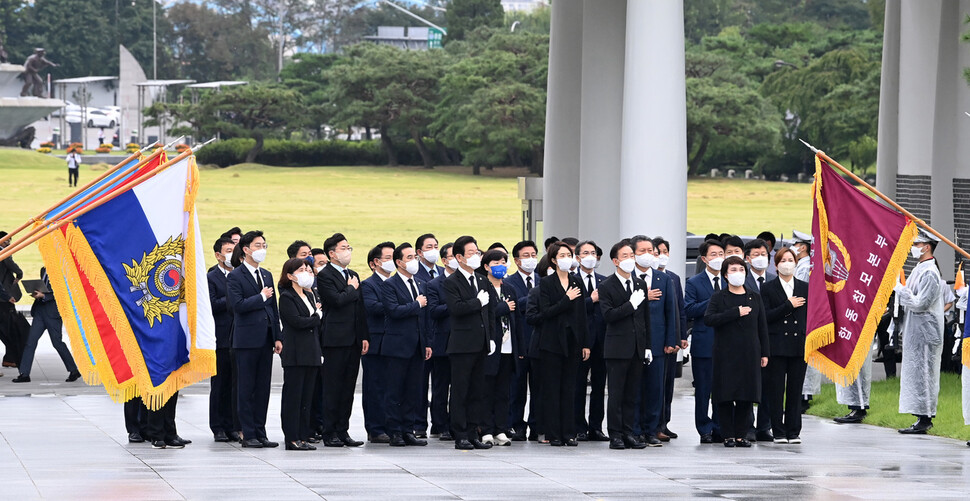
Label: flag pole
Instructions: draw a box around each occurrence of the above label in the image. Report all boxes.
[799,139,970,261]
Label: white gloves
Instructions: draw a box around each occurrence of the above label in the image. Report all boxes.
[477,289,490,307]
[629,289,645,308]
[489,340,496,356]
[644,349,653,365]
[893,282,906,294]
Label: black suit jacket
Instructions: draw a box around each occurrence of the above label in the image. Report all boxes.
[504,272,535,358]
[425,272,451,356]
[537,273,589,356]
[598,274,651,360]
[226,265,282,349]
[379,273,428,358]
[761,277,809,358]
[207,267,233,349]
[442,270,494,355]
[278,288,323,366]
[577,271,607,348]
[0,253,23,302]
[316,264,368,348]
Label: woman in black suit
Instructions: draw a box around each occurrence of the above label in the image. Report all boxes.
[538,242,590,446]
[704,255,769,448]
[761,247,808,444]
[278,258,323,451]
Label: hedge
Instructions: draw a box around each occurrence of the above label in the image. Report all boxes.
[195,138,440,168]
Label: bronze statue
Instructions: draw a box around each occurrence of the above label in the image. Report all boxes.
[0,32,8,64]
[21,48,58,98]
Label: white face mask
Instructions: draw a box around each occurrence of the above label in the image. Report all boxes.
[251,248,267,263]
[446,258,459,271]
[750,255,769,271]
[727,272,746,287]
[580,255,598,269]
[636,252,658,270]
[546,268,556,276]
[777,261,796,277]
[335,250,352,267]
[295,271,314,289]
[618,258,637,273]
[314,265,325,274]
[518,257,538,274]
[657,254,669,268]
[557,257,573,272]
[380,260,395,274]
[910,245,924,259]
[706,256,724,272]
[569,258,579,271]
[423,249,439,264]
[404,259,420,276]
[222,254,234,269]
[465,254,482,270]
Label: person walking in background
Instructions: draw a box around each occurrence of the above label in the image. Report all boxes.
[66,148,81,187]
[12,267,81,383]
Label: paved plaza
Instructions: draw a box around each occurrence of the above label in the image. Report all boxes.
[2,343,969,500]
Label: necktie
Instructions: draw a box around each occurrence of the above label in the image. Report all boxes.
[255,269,264,289]
[758,276,764,290]
[343,269,349,281]
[712,276,719,290]
[469,275,476,291]
[429,267,436,279]
[625,279,632,294]
[586,274,594,294]
[526,276,533,289]
[408,278,419,300]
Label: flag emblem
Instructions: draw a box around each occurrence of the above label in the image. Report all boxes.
[823,232,850,293]
[123,236,186,327]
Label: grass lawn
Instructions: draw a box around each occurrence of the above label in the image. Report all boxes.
[1,148,813,294]
[807,373,970,441]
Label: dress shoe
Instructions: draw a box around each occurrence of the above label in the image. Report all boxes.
[66,371,82,382]
[711,430,723,443]
[369,433,391,444]
[699,434,713,444]
[548,439,564,447]
[527,432,539,441]
[588,430,610,442]
[575,432,588,441]
[493,433,512,446]
[662,428,678,439]
[164,439,185,449]
[723,439,735,448]
[241,438,263,448]
[389,434,406,446]
[403,432,427,446]
[173,436,191,445]
[735,438,752,448]
[511,431,526,441]
[898,417,932,434]
[470,438,493,449]
[151,440,167,449]
[413,431,428,439]
[643,434,662,447]
[257,438,279,448]
[622,435,646,449]
[12,374,30,383]
[609,438,626,450]
[2,361,17,367]
[429,433,441,439]
[755,431,774,442]
[481,434,495,445]
[128,432,145,443]
[286,441,310,451]
[787,436,801,444]
[745,431,758,442]
[227,431,242,442]
[306,436,320,444]
[455,439,474,450]
[301,441,317,450]
[834,409,867,424]
[439,431,454,441]
[656,432,671,442]
[324,435,345,447]
[773,437,789,444]
[565,438,578,446]
[340,433,364,447]
[213,431,230,442]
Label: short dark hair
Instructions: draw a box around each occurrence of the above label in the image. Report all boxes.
[368,241,395,270]
[610,239,633,260]
[720,255,747,277]
[547,241,573,261]
[488,242,507,252]
[221,226,242,239]
[415,233,437,250]
[286,240,311,258]
[698,239,724,257]
[629,234,653,251]
[722,235,744,250]
[439,242,454,260]
[310,247,326,257]
[718,233,732,241]
[743,238,768,257]
[536,254,553,276]
[213,237,233,254]
[561,237,579,248]
[393,242,413,264]
[575,240,600,256]
[323,233,347,257]
[479,249,508,273]
[453,235,478,257]
[278,257,308,290]
[543,236,560,250]
[652,236,670,252]
[232,230,264,268]
[704,233,718,241]
[757,231,776,248]
[512,240,538,259]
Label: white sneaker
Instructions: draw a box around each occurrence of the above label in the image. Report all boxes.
[773,437,789,444]
[494,433,511,446]
[481,434,494,445]
[788,437,801,444]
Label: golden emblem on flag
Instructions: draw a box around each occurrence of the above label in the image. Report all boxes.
[122,236,185,327]
[822,231,850,294]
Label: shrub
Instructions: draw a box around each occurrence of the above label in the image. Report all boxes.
[99,143,113,149]
[175,143,190,153]
[96,147,111,153]
[37,147,52,154]
[194,137,439,168]
[40,141,54,148]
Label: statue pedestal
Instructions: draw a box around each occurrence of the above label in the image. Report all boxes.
[1,63,64,140]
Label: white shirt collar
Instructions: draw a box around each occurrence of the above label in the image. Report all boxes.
[751,268,766,279]
[705,268,719,285]
[397,272,414,287]
[329,262,346,274]
[519,270,534,284]
[615,272,633,285]
[638,267,652,282]
[458,266,476,280]
[243,261,259,274]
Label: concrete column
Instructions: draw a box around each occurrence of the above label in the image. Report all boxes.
[875,0,900,199]
[618,0,688,279]
[897,2,941,179]
[541,1,584,243]
[577,0,626,252]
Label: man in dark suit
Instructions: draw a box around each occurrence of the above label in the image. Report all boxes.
[574,240,608,442]
[506,240,540,441]
[412,233,444,437]
[653,237,687,440]
[361,242,396,443]
[13,267,81,383]
[443,235,494,450]
[425,243,456,440]
[599,240,651,449]
[207,237,238,442]
[743,238,777,441]
[630,235,678,446]
[379,243,432,447]
[0,231,26,369]
[684,239,726,443]
[317,233,370,447]
[226,230,282,448]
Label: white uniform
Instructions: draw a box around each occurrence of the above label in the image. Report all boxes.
[896,259,945,416]
[795,254,822,395]
[836,347,872,408]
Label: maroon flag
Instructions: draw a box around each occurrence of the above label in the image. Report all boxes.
[805,156,917,385]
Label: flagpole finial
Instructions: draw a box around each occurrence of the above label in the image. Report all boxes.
[190,137,218,153]
[799,138,819,154]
